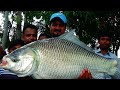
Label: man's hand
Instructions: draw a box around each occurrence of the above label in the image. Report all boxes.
[78,68,92,79]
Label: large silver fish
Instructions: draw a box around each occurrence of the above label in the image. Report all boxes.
[0,30,120,79]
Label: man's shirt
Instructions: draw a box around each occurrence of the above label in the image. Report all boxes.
[94,48,118,79]
[0,67,19,79]
[94,48,118,59]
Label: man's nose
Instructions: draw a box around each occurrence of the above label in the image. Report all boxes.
[103,39,108,43]
[55,25,61,29]
[30,35,35,39]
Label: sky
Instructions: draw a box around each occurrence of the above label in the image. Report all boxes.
[118,50,120,58]
[0,13,4,29]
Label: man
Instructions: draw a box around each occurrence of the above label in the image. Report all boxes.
[8,39,25,53]
[95,31,117,59]
[20,24,38,79]
[49,12,67,37]
[0,45,6,60]
[38,33,50,40]
[21,24,38,44]
[94,31,117,79]
[0,45,19,79]
[49,12,92,79]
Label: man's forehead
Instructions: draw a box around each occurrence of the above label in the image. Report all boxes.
[100,37,111,41]
[52,20,64,24]
[51,18,65,25]
[100,36,110,39]
[24,28,37,33]
[24,29,37,34]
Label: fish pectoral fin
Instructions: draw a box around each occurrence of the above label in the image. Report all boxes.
[108,60,117,75]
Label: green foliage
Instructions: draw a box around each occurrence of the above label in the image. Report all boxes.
[23,11,56,24]
[63,11,99,44]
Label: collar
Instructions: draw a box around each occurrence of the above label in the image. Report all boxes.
[95,48,110,56]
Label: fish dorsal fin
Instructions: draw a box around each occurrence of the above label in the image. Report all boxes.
[58,29,94,52]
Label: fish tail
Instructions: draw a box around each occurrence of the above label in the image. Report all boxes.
[113,58,120,79]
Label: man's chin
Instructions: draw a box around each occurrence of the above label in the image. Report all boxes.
[100,47,109,50]
[52,34,61,37]
[53,33,61,37]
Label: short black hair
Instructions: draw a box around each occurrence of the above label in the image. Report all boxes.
[50,17,66,26]
[39,33,51,38]
[8,39,25,50]
[98,31,111,41]
[23,24,38,34]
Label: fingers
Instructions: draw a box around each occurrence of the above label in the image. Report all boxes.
[78,68,92,79]
[85,68,92,79]
[79,69,86,79]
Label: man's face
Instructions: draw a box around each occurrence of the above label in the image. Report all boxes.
[22,28,37,44]
[98,36,111,50]
[8,45,22,53]
[50,20,66,37]
[38,36,48,40]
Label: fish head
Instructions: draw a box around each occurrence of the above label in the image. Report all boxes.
[0,46,37,77]
[2,46,31,62]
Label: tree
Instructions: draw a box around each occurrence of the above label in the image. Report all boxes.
[16,11,22,40]
[2,11,9,49]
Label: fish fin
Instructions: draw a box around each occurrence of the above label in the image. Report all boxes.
[58,29,94,52]
[108,60,117,75]
[113,58,120,79]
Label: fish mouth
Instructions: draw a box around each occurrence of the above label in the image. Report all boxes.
[0,57,8,67]
[0,55,12,68]
[0,56,16,70]
[1,60,7,66]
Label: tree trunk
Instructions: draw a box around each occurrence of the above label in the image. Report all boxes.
[115,41,120,56]
[2,11,9,50]
[16,11,22,40]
